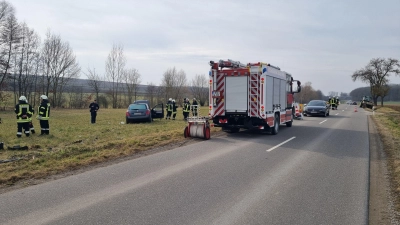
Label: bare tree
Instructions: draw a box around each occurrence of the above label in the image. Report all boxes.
[105,44,125,108]
[352,58,400,106]
[85,67,103,100]
[295,82,318,104]
[161,67,187,104]
[0,2,18,93]
[12,22,40,102]
[146,82,157,106]
[190,74,208,106]
[41,30,80,107]
[123,68,141,103]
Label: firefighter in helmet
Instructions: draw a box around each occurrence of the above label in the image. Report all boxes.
[192,98,198,117]
[172,99,178,120]
[183,98,191,120]
[335,96,340,107]
[26,98,35,134]
[166,98,172,119]
[15,96,34,138]
[37,95,50,135]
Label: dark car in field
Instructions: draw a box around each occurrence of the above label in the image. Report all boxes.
[303,100,330,117]
[133,100,150,105]
[125,103,164,123]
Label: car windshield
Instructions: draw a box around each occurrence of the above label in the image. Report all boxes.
[307,101,325,106]
[129,104,147,110]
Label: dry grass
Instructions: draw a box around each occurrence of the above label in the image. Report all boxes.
[0,107,220,186]
[370,105,400,211]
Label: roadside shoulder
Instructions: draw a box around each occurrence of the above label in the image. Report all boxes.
[368,115,399,224]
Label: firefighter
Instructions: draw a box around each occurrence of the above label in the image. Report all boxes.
[183,98,191,120]
[166,98,172,119]
[192,98,198,117]
[15,96,34,138]
[335,96,340,107]
[330,96,336,110]
[26,99,35,134]
[172,99,178,120]
[37,95,50,135]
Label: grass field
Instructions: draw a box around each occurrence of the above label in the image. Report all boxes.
[0,106,220,187]
[370,104,400,212]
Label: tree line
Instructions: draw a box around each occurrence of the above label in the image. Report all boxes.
[0,1,209,109]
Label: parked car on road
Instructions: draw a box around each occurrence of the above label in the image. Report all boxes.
[126,103,164,123]
[303,100,330,117]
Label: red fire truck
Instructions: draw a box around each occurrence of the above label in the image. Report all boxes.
[208,59,301,134]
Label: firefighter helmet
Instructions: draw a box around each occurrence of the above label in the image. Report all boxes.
[19,96,27,101]
[40,95,48,100]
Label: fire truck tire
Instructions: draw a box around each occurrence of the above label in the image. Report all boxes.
[271,114,279,135]
[286,118,293,127]
[184,126,189,138]
[204,126,211,140]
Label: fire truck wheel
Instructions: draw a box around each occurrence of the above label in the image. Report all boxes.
[184,126,189,138]
[286,118,293,127]
[204,126,211,140]
[271,114,279,135]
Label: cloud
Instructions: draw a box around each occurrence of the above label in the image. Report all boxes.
[10,0,400,93]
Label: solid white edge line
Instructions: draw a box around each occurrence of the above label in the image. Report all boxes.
[266,136,296,152]
[319,120,327,124]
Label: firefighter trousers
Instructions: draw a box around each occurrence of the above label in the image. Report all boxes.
[39,120,50,135]
[17,122,30,137]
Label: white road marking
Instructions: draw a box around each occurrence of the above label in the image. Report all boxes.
[335,113,339,115]
[266,136,296,152]
[319,120,327,124]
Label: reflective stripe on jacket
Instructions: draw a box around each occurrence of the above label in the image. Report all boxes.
[15,103,33,123]
[183,103,191,112]
[38,102,50,120]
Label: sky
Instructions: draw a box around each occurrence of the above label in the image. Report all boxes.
[10,0,400,95]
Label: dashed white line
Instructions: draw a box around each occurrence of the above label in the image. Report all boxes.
[319,119,327,124]
[335,113,339,115]
[266,136,296,152]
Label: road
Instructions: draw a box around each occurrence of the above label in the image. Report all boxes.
[0,104,370,225]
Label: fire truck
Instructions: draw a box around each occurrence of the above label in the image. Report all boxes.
[208,59,301,134]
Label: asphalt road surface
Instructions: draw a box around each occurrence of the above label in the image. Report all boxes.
[0,104,370,225]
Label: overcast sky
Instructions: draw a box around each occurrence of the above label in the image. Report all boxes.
[10,0,400,95]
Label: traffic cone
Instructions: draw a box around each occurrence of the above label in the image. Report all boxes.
[354,106,358,112]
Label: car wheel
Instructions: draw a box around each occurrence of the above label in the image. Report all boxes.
[271,114,279,135]
[126,118,129,124]
[148,116,152,123]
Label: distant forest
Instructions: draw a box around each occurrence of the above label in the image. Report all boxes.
[350,84,400,102]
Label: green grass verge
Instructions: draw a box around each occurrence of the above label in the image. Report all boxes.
[0,107,220,186]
